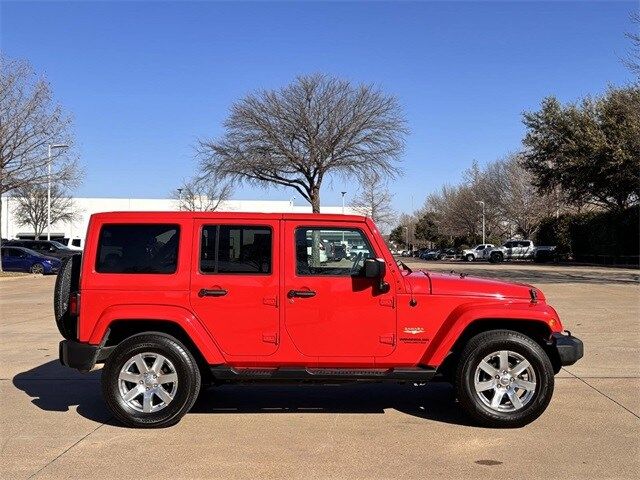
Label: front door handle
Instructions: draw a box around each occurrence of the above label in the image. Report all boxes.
[287,289,316,299]
[198,288,228,297]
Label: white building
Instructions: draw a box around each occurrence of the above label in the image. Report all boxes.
[1,197,360,248]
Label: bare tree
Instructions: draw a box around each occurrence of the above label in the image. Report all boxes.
[13,183,79,239]
[0,54,78,268]
[481,155,556,238]
[199,74,407,213]
[624,11,640,76]
[350,172,396,228]
[172,175,233,211]
[424,184,483,241]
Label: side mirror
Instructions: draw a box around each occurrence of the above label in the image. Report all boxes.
[363,258,390,293]
[364,258,385,278]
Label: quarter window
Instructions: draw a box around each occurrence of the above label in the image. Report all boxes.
[200,225,272,274]
[96,224,179,274]
[295,227,375,276]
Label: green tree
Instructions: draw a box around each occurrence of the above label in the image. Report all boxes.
[414,212,441,245]
[389,225,407,248]
[521,86,640,212]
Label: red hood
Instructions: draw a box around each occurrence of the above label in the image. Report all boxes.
[403,270,543,300]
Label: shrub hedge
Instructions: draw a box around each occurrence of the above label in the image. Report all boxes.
[535,206,639,265]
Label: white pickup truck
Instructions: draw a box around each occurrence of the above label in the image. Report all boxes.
[461,244,495,262]
[486,240,556,263]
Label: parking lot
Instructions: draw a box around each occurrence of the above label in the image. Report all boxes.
[1,262,638,480]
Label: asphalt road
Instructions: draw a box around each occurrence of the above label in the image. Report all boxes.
[1,262,638,479]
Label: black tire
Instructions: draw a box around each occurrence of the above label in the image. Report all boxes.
[465,254,475,262]
[101,333,201,428]
[30,263,45,274]
[53,253,82,339]
[454,329,554,428]
[489,252,503,264]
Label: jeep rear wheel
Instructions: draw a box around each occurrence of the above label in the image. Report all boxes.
[101,333,201,428]
[455,329,554,427]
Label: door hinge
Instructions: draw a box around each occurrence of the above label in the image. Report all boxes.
[262,333,279,344]
[379,334,395,345]
[379,297,394,308]
[263,296,278,307]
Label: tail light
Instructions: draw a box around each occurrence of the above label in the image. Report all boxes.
[69,292,80,317]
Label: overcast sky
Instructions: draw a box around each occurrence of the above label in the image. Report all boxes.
[2,0,636,213]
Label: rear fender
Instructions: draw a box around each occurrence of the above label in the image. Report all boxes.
[421,301,562,366]
[87,304,224,364]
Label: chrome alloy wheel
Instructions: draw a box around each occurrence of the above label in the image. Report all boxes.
[118,353,178,413]
[474,350,537,412]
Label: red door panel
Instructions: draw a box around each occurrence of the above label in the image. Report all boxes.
[283,221,396,362]
[190,219,280,356]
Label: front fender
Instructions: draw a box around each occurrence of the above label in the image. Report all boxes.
[88,304,225,364]
[420,300,562,366]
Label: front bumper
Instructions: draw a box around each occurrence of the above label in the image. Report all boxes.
[59,339,109,372]
[551,332,584,366]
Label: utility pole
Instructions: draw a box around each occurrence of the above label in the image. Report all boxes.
[341,191,347,214]
[475,200,485,244]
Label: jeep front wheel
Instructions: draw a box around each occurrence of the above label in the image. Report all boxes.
[465,254,475,262]
[455,329,554,427]
[101,333,201,428]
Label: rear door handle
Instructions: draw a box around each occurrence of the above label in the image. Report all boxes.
[198,288,228,297]
[287,289,316,299]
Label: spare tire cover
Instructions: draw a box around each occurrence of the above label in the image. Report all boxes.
[53,253,82,339]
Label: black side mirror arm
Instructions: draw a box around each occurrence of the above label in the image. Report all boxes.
[378,279,390,294]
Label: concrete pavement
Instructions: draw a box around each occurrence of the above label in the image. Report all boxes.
[1,263,638,479]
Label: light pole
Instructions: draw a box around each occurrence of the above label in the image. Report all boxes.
[403,226,409,250]
[341,191,347,214]
[475,200,485,244]
[177,188,183,211]
[5,194,9,241]
[47,144,69,240]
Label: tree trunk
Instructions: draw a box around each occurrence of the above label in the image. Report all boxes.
[309,185,321,213]
[0,193,3,272]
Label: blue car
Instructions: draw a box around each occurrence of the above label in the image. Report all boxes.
[1,246,62,274]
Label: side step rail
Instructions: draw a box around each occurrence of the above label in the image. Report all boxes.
[209,366,436,383]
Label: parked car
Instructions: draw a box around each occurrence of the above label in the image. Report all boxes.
[420,249,441,260]
[1,246,61,274]
[420,248,458,260]
[486,240,556,263]
[56,211,582,428]
[330,243,348,261]
[5,239,78,260]
[462,244,495,262]
[439,248,459,260]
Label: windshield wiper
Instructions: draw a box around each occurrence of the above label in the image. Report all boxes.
[396,260,412,274]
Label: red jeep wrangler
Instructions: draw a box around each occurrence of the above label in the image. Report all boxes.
[55,212,582,428]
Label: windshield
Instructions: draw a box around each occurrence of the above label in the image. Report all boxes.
[50,241,71,250]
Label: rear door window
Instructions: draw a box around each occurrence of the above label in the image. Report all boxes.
[96,224,179,274]
[200,225,272,274]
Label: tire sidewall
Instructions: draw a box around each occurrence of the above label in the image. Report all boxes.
[102,334,201,428]
[456,332,554,427]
